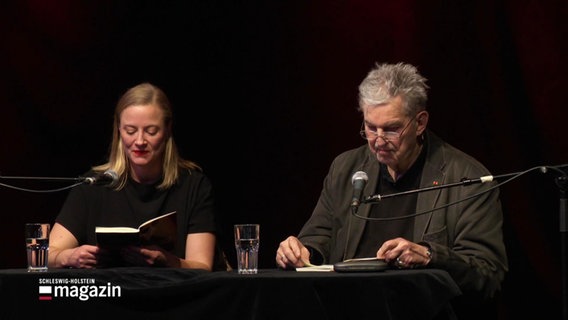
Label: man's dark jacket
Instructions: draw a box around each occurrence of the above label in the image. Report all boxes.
[298,130,508,299]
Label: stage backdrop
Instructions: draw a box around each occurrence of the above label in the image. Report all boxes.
[1,1,566,319]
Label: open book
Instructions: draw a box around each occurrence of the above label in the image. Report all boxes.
[95,211,177,251]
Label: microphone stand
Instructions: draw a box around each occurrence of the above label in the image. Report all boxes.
[362,171,519,203]
[0,175,87,193]
[0,175,84,182]
[361,164,568,320]
[552,170,568,320]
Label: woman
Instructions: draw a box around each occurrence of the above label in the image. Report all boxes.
[48,82,226,271]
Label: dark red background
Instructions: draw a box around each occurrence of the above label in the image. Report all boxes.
[1,1,566,318]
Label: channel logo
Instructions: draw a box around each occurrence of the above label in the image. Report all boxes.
[37,279,121,301]
[39,286,52,301]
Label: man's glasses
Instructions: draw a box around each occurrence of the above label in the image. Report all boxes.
[359,117,414,143]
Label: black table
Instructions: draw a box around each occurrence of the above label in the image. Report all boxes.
[0,267,461,320]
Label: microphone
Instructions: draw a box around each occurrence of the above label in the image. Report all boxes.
[350,171,369,210]
[83,170,118,186]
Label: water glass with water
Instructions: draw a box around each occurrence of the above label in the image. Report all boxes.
[234,224,259,274]
[25,223,50,272]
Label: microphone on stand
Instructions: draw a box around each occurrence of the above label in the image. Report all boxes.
[82,170,118,186]
[350,171,368,212]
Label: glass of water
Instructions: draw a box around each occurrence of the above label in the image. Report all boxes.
[25,223,50,272]
[234,224,260,274]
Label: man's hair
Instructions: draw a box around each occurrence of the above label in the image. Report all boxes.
[358,62,429,116]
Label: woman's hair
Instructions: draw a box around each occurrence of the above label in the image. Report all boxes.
[93,82,200,190]
[358,62,429,117]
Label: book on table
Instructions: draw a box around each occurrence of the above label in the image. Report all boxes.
[295,257,390,272]
[95,211,177,251]
[333,257,389,272]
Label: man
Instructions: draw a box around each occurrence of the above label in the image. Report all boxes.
[276,62,508,307]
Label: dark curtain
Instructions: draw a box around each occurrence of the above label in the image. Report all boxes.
[0,1,566,319]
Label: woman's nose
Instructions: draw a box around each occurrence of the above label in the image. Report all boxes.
[134,133,147,145]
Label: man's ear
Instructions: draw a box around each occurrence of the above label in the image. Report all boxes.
[415,111,429,136]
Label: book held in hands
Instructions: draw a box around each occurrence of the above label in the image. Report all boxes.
[95,211,177,251]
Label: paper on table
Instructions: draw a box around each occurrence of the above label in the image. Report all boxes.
[295,257,334,272]
[295,264,334,272]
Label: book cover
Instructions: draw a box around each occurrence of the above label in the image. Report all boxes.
[95,211,177,251]
[333,257,390,272]
[295,257,390,272]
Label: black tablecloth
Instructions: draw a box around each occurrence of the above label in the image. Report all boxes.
[0,267,461,320]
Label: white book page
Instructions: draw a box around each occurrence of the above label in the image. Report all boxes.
[138,211,176,229]
[95,226,138,233]
[95,211,177,233]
